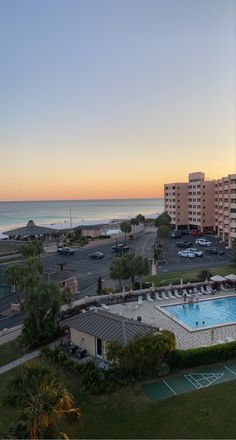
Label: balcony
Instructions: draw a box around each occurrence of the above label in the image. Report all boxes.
[230,203,236,209]
[231,231,236,238]
[231,183,236,190]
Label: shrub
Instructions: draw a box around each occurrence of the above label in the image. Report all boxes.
[157,362,170,376]
[198,270,212,282]
[171,342,236,369]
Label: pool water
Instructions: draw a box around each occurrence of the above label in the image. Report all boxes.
[162,296,236,329]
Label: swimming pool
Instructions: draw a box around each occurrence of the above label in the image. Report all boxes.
[162,296,236,329]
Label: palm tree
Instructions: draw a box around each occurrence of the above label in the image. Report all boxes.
[4,265,25,307]
[22,278,72,347]
[130,217,139,237]
[110,257,129,291]
[5,363,80,439]
[20,240,44,258]
[120,222,132,243]
[156,225,170,245]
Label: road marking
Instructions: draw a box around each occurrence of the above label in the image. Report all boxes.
[162,379,177,395]
[224,365,236,376]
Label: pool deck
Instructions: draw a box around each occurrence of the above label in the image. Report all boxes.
[108,290,236,349]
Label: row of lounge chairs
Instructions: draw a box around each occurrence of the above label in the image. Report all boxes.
[142,285,217,302]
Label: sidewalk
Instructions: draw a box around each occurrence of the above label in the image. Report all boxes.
[0,349,40,375]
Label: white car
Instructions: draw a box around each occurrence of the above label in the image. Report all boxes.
[195,238,212,246]
[186,248,203,257]
[178,250,195,258]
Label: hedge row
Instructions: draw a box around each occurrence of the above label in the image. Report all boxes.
[171,341,236,368]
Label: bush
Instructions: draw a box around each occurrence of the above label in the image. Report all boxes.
[171,342,236,369]
[157,362,170,376]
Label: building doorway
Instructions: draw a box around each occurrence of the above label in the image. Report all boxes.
[96,338,102,357]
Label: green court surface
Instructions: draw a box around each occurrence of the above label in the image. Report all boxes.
[142,363,236,401]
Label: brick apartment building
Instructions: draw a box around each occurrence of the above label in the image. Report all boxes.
[164,172,236,248]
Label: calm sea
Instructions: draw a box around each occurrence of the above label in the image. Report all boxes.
[0,199,164,233]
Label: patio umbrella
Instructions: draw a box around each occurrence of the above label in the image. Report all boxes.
[3,220,58,237]
[210,275,226,282]
[225,274,236,281]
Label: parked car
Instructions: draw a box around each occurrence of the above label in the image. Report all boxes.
[112,243,129,253]
[176,240,193,248]
[190,230,203,237]
[186,248,203,257]
[178,250,195,258]
[195,238,212,246]
[205,247,225,255]
[57,247,75,255]
[88,252,104,259]
[171,230,182,238]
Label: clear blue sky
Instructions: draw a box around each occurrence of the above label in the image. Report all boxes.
[0,0,235,200]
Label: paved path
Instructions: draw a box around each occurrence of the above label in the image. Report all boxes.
[0,349,40,375]
[0,326,22,346]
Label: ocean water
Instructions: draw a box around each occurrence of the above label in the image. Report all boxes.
[0,199,164,233]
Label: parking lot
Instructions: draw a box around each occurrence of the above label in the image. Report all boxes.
[157,234,233,273]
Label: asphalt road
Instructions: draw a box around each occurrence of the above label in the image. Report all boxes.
[0,229,233,331]
[0,228,156,330]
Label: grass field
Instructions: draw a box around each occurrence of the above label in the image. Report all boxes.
[2,360,236,438]
[145,265,234,287]
[0,339,24,367]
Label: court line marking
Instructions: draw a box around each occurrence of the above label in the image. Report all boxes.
[205,373,224,388]
[224,365,236,376]
[185,375,202,389]
[162,379,177,395]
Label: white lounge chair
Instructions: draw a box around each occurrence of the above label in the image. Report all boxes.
[147,293,154,302]
[174,289,182,298]
[101,304,109,310]
[193,287,200,295]
[206,285,213,294]
[220,283,228,291]
[155,292,162,301]
[183,289,191,297]
[137,296,143,305]
[161,291,169,300]
[200,286,206,294]
[167,290,175,299]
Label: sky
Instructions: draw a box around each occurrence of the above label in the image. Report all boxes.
[0,0,235,201]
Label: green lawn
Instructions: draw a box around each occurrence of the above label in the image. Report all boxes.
[145,265,234,287]
[0,339,24,367]
[2,360,236,438]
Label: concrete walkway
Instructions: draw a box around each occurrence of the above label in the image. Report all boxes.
[0,349,40,375]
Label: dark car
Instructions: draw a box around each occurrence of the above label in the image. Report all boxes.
[205,247,225,255]
[57,247,74,255]
[176,240,193,248]
[88,252,104,259]
[112,244,129,253]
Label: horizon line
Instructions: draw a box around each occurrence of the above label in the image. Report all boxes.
[0,196,164,203]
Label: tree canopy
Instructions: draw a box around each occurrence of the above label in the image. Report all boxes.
[107,330,176,377]
[155,212,172,228]
[110,252,150,290]
[20,240,44,258]
[4,362,80,439]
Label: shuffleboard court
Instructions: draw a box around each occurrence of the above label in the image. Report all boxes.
[142,363,236,401]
